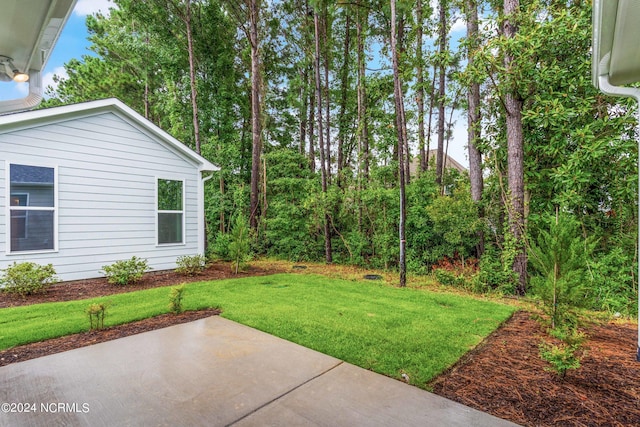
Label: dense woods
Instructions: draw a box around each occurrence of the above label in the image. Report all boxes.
[42,0,638,315]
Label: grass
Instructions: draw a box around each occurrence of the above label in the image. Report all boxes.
[0,273,516,387]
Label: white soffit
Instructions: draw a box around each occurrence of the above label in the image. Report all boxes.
[593,0,640,87]
[609,0,640,86]
[0,0,77,114]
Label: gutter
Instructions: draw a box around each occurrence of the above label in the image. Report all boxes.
[0,71,43,115]
[597,54,640,362]
[200,170,215,256]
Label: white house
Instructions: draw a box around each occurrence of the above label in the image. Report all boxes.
[0,98,217,281]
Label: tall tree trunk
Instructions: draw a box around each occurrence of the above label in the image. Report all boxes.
[444,93,458,174]
[391,0,407,287]
[314,9,332,264]
[248,0,262,231]
[322,3,331,185]
[337,12,351,188]
[305,0,315,172]
[436,0,447,185]
[416,0,426,174]
[219,170,225,233]
[504,0,526,294]
[184,0,201,154]
[466,0,484,257]
[356,6,369,182]
[144,33,150,120]
[308,77,316,172]
[299,68,308,156]
[426,64,437,169]
[398,12,410,184]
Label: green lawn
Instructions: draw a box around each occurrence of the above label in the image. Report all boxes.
[0,274,515,387]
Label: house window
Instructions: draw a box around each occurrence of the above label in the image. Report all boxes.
[10,194,28,239]
[157,178,184,245]
[9,164,56,252]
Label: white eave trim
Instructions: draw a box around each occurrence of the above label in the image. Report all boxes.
[0,98,218,172]
[593,0,640,89]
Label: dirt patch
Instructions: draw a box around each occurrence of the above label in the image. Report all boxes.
[1,263,639,426]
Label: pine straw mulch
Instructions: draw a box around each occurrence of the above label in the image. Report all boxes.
[1,262,639,426]
[430,311,640,426]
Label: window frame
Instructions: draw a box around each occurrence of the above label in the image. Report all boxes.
[6,162,58,254]
[155,177,186,246]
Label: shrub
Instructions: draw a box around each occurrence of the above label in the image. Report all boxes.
[229,214,250,274]
[434,269,467,288]
[86,303,108,330]
[176,254,207,276]
[588,248,637,316]
[101,256,150,285]
[0,262,58,296]
[211,232,231,261]
[472,245,518,294]
[529,213,595,330]
[168,285,186,314]
[539,329,587,379]
[538,341,584,379]
[433,256,477,289]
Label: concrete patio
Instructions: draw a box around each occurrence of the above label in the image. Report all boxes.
[0,316,518,426]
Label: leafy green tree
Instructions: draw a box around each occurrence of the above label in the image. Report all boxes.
[426,183,484,267]
[263,149,321,260]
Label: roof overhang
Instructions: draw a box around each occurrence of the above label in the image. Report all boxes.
[0,98,218,173]
[592,0,640,88]
[0,0,77,114]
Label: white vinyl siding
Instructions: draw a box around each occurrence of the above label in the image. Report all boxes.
[0,112,203,281]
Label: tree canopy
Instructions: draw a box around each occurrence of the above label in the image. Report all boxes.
[42,0,638,314]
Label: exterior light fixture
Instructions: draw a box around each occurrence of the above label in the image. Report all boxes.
[12,70,29,83]
[0,55,30,83]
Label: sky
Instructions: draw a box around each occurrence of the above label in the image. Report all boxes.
[0,0,470,168]
[0,0,112,101]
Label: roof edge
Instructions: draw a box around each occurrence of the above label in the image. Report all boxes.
[0,98,218,172]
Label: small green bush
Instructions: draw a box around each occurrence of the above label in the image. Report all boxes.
[539,338,585,379]
[472,246,518,294]
[175,254,207,276]
[0,262,58,296]
[101,256,150,285]
[434,269,466,288]
[539,322,587,379]
[229,214,251,274]
[588,248,638,315]
[86,303,108,330]
[211,233,231,261]
[168,285,186,314]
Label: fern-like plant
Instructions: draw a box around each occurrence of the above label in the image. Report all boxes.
[529,212,596,329]
[229,214,250,274]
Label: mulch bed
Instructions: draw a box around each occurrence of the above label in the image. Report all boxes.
[1,262,639,426]
[0,261,283,309]
[0,308,220,367]
[0,261,284,367]
[430,311,640,426]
